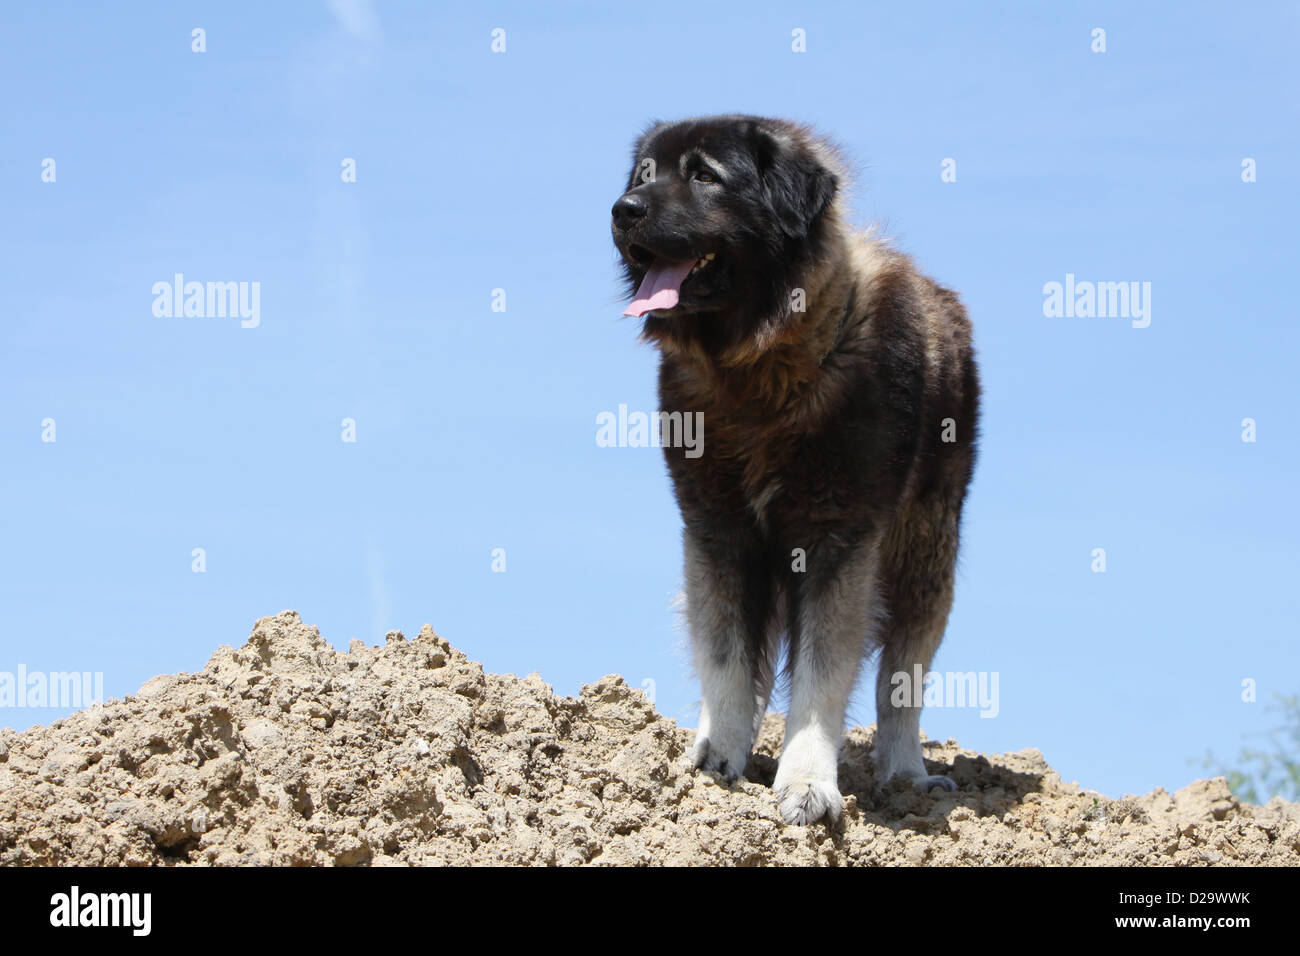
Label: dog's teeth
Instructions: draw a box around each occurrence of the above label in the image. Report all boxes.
[689,254,714,275]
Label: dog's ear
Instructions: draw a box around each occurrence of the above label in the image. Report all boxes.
[751,126,838,240]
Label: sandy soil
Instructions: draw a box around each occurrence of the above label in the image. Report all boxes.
[1,611,1296,866]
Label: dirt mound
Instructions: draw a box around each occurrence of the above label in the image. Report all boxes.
[1,611,1296,866]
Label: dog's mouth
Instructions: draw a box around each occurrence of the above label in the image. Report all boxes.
[623,245,720,317]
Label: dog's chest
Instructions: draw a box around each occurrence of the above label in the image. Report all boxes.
[712,417,801,530]
[745,473,784,531]
[663,355,836,530]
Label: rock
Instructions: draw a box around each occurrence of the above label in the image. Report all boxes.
[0,610,1295,867]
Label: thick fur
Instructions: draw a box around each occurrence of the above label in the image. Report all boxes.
[610,116,980,824]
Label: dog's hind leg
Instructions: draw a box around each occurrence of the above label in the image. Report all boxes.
[873,494,963,792]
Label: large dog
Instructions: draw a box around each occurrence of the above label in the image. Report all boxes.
[611,115,980,825]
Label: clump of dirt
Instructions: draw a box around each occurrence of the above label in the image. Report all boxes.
[1,611,1296,866]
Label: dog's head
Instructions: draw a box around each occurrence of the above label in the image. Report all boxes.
[611,115,841,357]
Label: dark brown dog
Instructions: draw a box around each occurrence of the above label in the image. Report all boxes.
[611,115,980,824]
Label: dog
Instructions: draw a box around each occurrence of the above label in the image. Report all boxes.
[610,115,980,825]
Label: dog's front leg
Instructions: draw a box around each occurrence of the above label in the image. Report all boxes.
[683,529,769,782]
[774,542,880,824]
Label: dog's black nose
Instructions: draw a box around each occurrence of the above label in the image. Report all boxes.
[611,193,647,230]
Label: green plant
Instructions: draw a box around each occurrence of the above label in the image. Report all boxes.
[1198,694,1300,804]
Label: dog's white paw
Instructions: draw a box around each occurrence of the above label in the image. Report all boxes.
[881,768,958,793]
[919,774,957,793]
[775,776,843,825]
[689,731,751,782]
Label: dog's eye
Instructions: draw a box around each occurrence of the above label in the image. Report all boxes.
[693,169,719,184]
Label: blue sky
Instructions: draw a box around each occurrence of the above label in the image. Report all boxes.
[1,1,1297,800]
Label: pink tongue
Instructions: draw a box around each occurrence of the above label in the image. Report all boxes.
[623,258,697,317]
